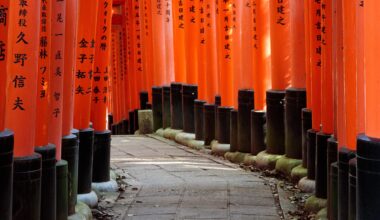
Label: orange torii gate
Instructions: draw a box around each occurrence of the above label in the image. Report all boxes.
[5,0,41,219]
[91,0,113,187]
[0,1,13,220]
[73,0,98,201]
[265,0,291,156]
[61,0,80,216]
[357,1,380,218]
[251,0,271,155]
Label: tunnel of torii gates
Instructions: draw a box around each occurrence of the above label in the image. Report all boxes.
[0,0,379,220]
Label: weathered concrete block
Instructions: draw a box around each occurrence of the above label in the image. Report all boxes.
[155,128,165,137]
[316,207,328,220]
[275,156,302,176]
[163,128,182,140]
[68,201,93,220]
[255,151,284,170]
[298,176,315,193]
[77,191,98,208]
[290,164,308,182]
[211,140,230,156]
[305,195,327,213]
[138,110,153,134]
[188,139,205,150]
[175,132,195,146]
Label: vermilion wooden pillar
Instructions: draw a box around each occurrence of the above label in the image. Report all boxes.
[74,0,98,199]
[164,0,175,84]
[357,1,380,218]
[312,0,334,201]
[91,0,113,184]
[342,0,358,151]
[110,29,121,132]
[235,0,255,153]
[35,0,51,149]
[6,0,42,219]
[141,0,154,103]
[132,0,144,109]
[0,1,14,219]
[356,0,364,135]
[338,1,361,219]
[205,0,219,104]
[172,0,187,83]
[252,0,271,111]
[217,0,235,107]
[282,0,307,162]
[266,0,291,155]
[184,0,199,85]
[197,0,207,101]
[61,0,79,216]
[251,0,271,155]
[151,0,167,87]
[240,0,254,91]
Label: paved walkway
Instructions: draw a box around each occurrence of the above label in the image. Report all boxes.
[107,135,281,220]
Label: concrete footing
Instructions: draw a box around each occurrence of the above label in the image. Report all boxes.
[298,177,315,193]
[210,140,230,156]
[275,156,302,176]
[92,180,118,193]
[163,128,183,140]
[138,110,153,134]
[155,128,165,137]
[316,207,328,220]
[290,165,308,182]
[305,195,327,213]
[68,202,93,220]
[77,191,98,208]
[175,132,196,146]
[255,151,284,170]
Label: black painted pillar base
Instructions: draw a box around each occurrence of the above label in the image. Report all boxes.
[285,88,306,159]
[307,129,317,180]
[13,153,42,220]
[171,83,183,130]
[204,104,216,146]
[327,137,338,219]
[302,109,312,168]
[215,95,221,106]
[356,135,380,220]
[162,86,171,129]
[61,134,79,215]
[195,100,206,141]
[35,145,57,220]
[348,158,357,220]
[238,89,255,153]
[329,162,338,220]
[266,90,286,155]
[0,130,14,220]
[78,128,94,194]
[315,132,331,199]
[111,124,116,135]
[338,147,355,220]
[108,114,113,131]
[93,130,111,183]
[56,160,68,220]
[129,111,135,134]
[251,110,266,155]
[122,119,129,134]
[140,91,149,110]
[182,84,198,133]
[217,106,233,144]
[152,87,163,131]
[134,109,139,131]
[230,110,238,152]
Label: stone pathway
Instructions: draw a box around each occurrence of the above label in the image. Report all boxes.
[105,135,282,220]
